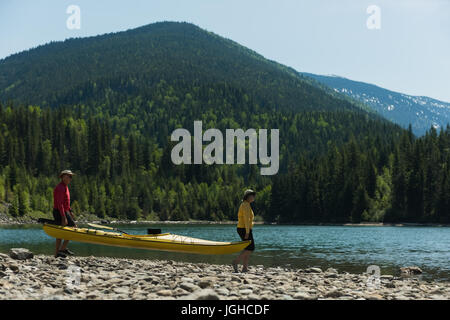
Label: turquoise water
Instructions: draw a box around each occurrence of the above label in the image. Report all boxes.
[0,224,449,281]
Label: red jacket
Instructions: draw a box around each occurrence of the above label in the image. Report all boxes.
[53,182,71,217]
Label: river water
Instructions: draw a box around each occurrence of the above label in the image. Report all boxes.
[0,224,449,281]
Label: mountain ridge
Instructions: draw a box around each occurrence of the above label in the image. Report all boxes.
[0,21,371,117]
[302,72,450,135]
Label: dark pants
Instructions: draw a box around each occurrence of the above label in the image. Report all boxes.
[237,228,255,251]
[52,209,75,227]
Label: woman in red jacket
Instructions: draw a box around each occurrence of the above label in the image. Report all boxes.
[53,170,77,258]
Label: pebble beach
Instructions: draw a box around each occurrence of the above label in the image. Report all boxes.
[0,250,449,300]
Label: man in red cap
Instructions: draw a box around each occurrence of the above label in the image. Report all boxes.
[53,170,77,258]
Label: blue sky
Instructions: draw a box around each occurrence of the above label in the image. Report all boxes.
[1,0,449,101]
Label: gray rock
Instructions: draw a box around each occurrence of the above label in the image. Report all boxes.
[239,289,253,295]
[364,294,383,300]
[113,287,129,295]
[325,268,338,274]
[180,282,200,292]
[324,273,339,278]
[0,253,10,260]
[231,275,241,282]
[429,294,446,300]
[9,248,34,260]
[198,280,212,289]
[393,294,409,300]
[294,292,315,300]
[157,289,173,296]
[7,262,19,272]
[63,287,73,295]
[172,288,189,296]
[305,267,322,273]
[400,266,423,276]
[180,277,194,283]
[385,282,396,288]
[428,288,443,295]
[185,289,220,300]
[324,289,344,298]
[216,288,230,296]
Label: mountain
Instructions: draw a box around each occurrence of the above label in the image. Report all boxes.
[0,22,403,159]
[1,21,363,115]
[302,73,450,136]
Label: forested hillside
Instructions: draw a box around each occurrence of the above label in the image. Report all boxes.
[0,22,361,115]
[270,125,450,223]
[0,22,447,223]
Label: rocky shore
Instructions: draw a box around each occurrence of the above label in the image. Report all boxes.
[0,249,449,300]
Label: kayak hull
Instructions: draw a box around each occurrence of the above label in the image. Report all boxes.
[43,224,251,255]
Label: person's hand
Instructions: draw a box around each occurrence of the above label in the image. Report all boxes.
[62,216,68,226]
[69,213,76,227]
[245,233,249,240]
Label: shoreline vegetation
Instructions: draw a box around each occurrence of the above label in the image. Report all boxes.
[0,252,449,300]
[1,210,449,227]
[1,217,450,228]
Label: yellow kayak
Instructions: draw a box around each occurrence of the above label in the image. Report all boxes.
[43,224,250,255]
